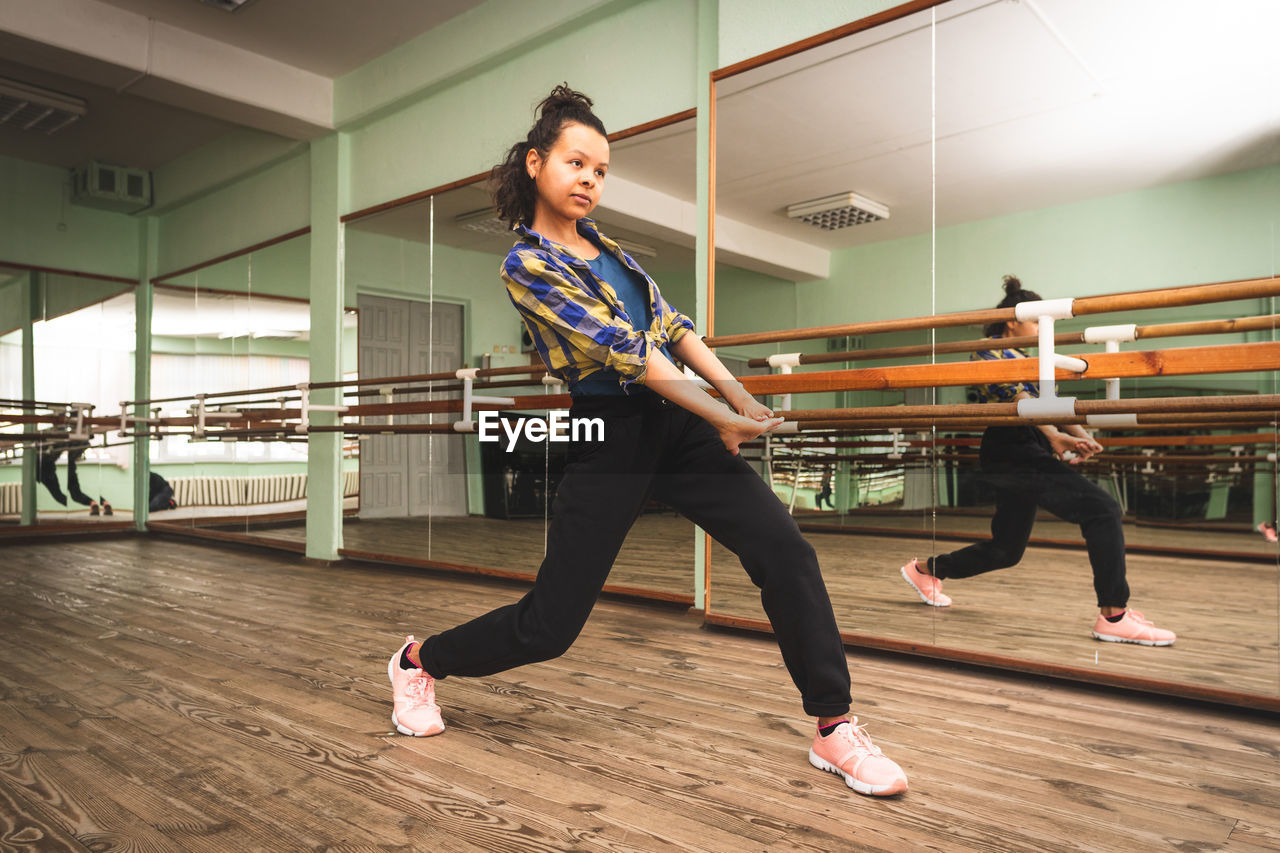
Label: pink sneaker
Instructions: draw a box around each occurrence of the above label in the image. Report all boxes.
[388,635,444,737]
[809,718,908,797]
[900,558,951,607]
[1091,610,1175,646]
[1258,522,1278,543]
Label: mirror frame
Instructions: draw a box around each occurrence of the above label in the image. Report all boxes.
[703,0,1280,713]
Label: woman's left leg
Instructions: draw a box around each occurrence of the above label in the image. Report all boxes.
[1030,455,1129,608]
[650,412,849,718]
[650,410,908,796]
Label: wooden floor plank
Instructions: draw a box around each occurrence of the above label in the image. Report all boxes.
[0,536,1275,852]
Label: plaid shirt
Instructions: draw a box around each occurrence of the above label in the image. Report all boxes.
[972,344,1039,402]
[502,218,695,390]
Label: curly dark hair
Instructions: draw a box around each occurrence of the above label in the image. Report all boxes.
[491,84,608,228]
[984,275,1043,338]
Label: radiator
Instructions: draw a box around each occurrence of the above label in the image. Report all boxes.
[0,473,360,512]
[170,471,359,507]
[0,482,19,515]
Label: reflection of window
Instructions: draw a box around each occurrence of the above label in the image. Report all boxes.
[148,352,310,463]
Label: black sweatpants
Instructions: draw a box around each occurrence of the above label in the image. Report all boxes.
[931,426,1130,607]
[418,393,853,717]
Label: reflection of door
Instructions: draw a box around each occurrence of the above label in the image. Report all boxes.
[358,295,466,518]
[409,301,466,516]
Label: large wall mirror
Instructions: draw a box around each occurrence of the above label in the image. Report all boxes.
[338,115,700,604]
[147,233,358,546]
[1,263,136,530]
[708,0,1279,705]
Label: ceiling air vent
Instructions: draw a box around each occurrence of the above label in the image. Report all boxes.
[71,161,153,214]
[0,77,87,136]
[196,0,258,11]
[786,192,889,230]
[456,207,514,238]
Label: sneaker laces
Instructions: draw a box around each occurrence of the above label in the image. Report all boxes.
[1126,610,1152,626]
[833,717,883,758]
[403,671,439,710]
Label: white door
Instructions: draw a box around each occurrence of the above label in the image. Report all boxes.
[408,301,466,516]
[358,295,467,519]
[358,295,408,518]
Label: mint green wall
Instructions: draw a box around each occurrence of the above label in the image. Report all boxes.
[0,154,140,278]
[156,151,310,278]
[718,0,902,66]
[802,163,1280,328]
[343,0,699,213]
[160,235,312,301]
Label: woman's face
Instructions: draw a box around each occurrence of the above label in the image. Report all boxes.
[526,121,610,226]
[1005,318,1039,338]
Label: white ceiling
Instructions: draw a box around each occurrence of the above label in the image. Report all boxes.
[0,57,235,169]
[711,0,1280,254]
[94,0,485,77]
[0,0,485,171]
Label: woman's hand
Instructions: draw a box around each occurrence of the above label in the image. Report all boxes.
[1047,429,1101,464]
[730,390,775,423]
[716,412,784,456]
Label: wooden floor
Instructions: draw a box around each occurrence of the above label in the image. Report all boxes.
[258,515,1280,698]
[1,537,1278,852]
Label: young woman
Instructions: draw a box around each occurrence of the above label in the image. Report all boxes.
[386,85,909,797]
[899,276,1176,646]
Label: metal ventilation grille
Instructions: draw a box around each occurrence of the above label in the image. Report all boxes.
[456,208,514,237]
[0,78,86,136]
[786,192,890,231]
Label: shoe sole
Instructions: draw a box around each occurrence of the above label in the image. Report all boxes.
[391,709,443,737]
[1091,631,1174,647]
[808,748,907,796]
[388,641,445,737]
[900,566,950,607]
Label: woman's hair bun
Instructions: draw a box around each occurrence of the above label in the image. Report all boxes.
[537,84,595,118]
[1002,275,1023,296]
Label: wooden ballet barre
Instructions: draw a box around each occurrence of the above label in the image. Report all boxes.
[124,364,555,413]
[778,393,1280,423]
[752,313,1280,369]
[707,275,1280,349]
[735,340,1280,397]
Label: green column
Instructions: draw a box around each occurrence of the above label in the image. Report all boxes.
[20,272,38,526]
[133,217,158,531]
[692,0,718,610]
[306,132,349,561]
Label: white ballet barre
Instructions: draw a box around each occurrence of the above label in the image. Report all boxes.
[767,352,803,414]
[117,401,164,437]
[66,403,94,440]
[1082,324,1137,401]
[189,394,242,438]
[1012,301,1151,429]
[296,383,348,434]
[1015,298,1086,421]
[1229,445,1245,474]
[887,427,905,460]
[452,368,516,433]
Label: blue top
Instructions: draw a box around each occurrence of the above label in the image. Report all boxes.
[971,345,1039,402]
[570,242,674,396]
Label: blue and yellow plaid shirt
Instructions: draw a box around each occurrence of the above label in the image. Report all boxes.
[972,345,1039,402]
[502,218,695,391]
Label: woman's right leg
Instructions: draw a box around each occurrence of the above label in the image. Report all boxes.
[931,486,1039,580]
[416,400,660,679]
